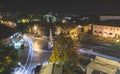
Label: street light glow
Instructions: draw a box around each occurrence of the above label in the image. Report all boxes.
[33,25,37,30]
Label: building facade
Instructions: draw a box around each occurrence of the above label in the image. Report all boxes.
[93,24,120,39]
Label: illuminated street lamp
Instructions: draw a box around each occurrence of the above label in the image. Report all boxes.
[62,19,67,23]
[33,25,38,34]
[77,25,81,28]
[33,25,37,30]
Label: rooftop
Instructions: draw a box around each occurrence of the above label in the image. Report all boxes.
[95,20,120,27]
[86,56,120,74]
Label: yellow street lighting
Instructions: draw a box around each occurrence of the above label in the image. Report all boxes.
[33,25,38,34]
[33,25,37,30]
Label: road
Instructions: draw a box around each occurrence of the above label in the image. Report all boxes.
[74,41,120,58]
[11,34,51,74]
[77,48,120,62]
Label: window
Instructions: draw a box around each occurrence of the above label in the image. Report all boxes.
[99,31,102,34]
[104,32,107,34]
[94,31,97,33]
[117,28,119,31]
[109,33,112,35]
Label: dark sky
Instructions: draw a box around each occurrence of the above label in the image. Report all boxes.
[0,0,120,14]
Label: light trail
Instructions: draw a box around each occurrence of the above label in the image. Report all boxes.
[12,34,34,74]
[77,48,120,62]
[14,39,24,49]
[12,34,51,74]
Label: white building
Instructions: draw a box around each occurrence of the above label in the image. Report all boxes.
[93,20,120,38]
[86,56,120,74]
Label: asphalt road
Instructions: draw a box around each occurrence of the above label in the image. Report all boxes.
[74,41,120,58]
[12,34,51,74]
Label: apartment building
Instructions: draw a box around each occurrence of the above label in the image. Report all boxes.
[93,20,120,39]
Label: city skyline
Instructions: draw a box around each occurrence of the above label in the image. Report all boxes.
[0,0,120,15]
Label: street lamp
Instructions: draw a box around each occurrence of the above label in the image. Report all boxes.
[33,25,37,30]
[77,25,81,28]
[33,25,38,34]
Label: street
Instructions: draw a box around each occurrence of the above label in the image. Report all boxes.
[11,34,51,74]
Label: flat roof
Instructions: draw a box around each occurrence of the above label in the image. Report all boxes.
[86,56,120,74]
[95,20,120,27]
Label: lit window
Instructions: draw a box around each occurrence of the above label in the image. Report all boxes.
[104,32,107,37]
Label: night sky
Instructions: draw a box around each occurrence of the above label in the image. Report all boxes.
[0,0,120,14]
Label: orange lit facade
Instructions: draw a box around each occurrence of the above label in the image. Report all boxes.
[93,25,120,38]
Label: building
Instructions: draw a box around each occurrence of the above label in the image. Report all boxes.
[100,15,120,21]
[93,20,120,39]
[43,14,57,23]
[86,56,120,74]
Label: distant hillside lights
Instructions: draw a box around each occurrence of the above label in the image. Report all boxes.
[0,20,17,28]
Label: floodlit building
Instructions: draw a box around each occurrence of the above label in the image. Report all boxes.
[86,56,120,74]
[93,20,120,38]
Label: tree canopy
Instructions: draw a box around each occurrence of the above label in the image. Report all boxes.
[0,46,19,73]
[49,33,79,67]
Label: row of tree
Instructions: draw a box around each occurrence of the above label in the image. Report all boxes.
[49,34,80,74]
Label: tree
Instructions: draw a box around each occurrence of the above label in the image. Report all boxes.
[49,34,79,73]
[0,46,19,73]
